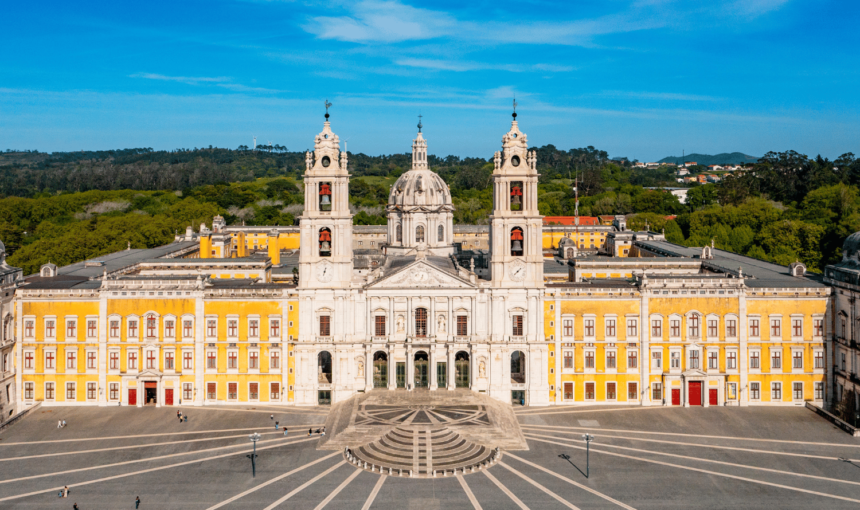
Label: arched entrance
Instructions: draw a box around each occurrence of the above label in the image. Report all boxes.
[455,351,470,388]
[511,350,526,384]
[318,351,332,405]
[414,351,429,388]
[373,352,388,388]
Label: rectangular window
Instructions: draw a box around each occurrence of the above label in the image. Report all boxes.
[249,382,259,400]
[183,352,193,370]
[792,319,802,337]
[652,351,662,369]
[110,320,119,337]
[606,351,616,369]
[793,382,803,400]
[66,382,76,400]
[24,352,34,369]
[585,319,595,337]
[146,317,157,337]
[771,319,781,338]
[750,382,760,400]
[670,351,680,369]
[228,382,238,400]
[726,319,737,337]
[129,320,138,338]
[563,350,573,369]
[512,315,524,336]
[67,320,77,338]
[228,320,238,337]
[46,351,55,370]
[67,351,77,369]
[814,351,824,369]
[750,351,760,369]
[165,320,175,338]
[207,352,216,369]
[707,320,718,338]
[670,319,681,337]
[563,319,574,337]
[457,316,467,336]
[24,382,34,399]
[207,382,216,400]
[320,316,331,337]
[772,382,782,400]
[651,320,662,338]
[207,320,216,337]
[814,382,823,400]
[585,351,595,369]
[25,320,34,337]
[814,319,823,337]
[689,316,700,337]
[87,320,97,337]
[606,319,616,337]
[87,351,97,370]
[249,352,259,369]
[184,320,193,338]
[183,383,193,401]
[607,382,617,400]
[110,352,119,370]
[45,382,55,400]
[271,383,280,401]
[771,351,781,369]
[376,316,387,337]
[228,352,238,369]
[146,351,157,370]
[793,351,803,369]
[128,351,138,370]
[46,320,56,338]
[270,351,280,370]
[270,319,280,338]
[628,382,638,400]
[749,319,759,337]
[627,319,637,337]
[585,382,595,400]
[87,382,96,400]
[708,351,718,369]
[689,350,699,369]
[563,382,573,400]
[165,352,174,370]
[727,352,737,370]
[652,382,662,401]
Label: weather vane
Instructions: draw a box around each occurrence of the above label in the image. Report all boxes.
[513,97,518,119]
[418,113,423,132]
[325,99,332,119]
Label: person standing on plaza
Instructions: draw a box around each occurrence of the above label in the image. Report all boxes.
[275,421,279,430]
[73,503,78,510]
[184,415,187,423]
[270,414,274,420]
[284,427,288,437]
[308,428,312,437]
[135,496,141,508]
[58,420,62,429]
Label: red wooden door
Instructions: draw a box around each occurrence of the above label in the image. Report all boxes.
[708,389,718,406]
[689,382,702,406]
[165,389,174,406]
[671,389,681,406]
[128,389,137,406]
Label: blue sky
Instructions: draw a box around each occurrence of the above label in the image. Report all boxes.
[1,0,858,161]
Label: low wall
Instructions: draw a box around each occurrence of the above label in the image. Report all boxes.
[805,402,860,437]
[0,402,42,433]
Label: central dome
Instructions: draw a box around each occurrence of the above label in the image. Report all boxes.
[388,169,452,208]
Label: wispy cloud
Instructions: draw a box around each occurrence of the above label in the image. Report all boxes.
[304,0,456,43]
[600,90,723,101]
[131,73,284,93]
[395,58,574,73]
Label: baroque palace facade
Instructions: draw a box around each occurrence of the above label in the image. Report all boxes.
[1,110,839,417]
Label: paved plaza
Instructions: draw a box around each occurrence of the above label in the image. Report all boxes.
[1,397,860,509]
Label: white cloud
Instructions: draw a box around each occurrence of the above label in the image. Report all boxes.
[305,1,456,43]
[730,0,792,17]
[130,73,231,85]
[600,90,722,101]
[395,58,573,73]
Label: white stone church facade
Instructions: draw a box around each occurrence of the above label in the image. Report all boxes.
[294,111,550,407]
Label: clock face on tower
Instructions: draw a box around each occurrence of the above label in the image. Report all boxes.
[509,259,527,282]
[317,260,334,283]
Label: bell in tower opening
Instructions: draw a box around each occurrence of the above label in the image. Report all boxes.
[319,227,332,257]
[510,227,524,256]
[319,182,332,211]
[510,181,523,211]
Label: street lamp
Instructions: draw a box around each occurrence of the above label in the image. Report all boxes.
[581,434,595,478]
[248,432,261,477]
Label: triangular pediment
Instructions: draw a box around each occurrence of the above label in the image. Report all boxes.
[138,369,163,378]
[366,259,475,289]
[682,368,707,378]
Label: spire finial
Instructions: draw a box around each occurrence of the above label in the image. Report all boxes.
[512,97,518,120]
[418,113,423,133]
[324,99,332,120]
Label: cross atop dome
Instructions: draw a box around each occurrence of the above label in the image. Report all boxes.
[418,113,423,133]
[325,99,332,120]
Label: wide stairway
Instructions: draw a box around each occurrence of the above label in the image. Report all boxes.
[347,426,499,478]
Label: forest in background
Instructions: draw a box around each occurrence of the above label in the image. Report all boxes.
[1,146,858,275]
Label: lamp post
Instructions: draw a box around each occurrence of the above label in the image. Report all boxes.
[248,432,261,477]
[581,434,595,478]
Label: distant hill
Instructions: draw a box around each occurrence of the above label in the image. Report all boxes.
[657,152,759,166]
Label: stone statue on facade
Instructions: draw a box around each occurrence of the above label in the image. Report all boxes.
[437,314,446,334]
[396,315,405,333]
[479,357,487,378]
[357,359,364,377]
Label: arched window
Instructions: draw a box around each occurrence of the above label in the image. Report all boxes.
[511,351,526,384]
[415,308,428,337]
[319,182,332,211]
[438,225,444,242]
[511,227,524,256]
[319,228,332,257]
[416,225,425,243]
[510,181,524,211]
[318,351,332,384]
[396,223,402,243]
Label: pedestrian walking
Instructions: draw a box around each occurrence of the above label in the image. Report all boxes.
[177,410,181,419]
[275,421,279,430]
[284,427,288,437]
[62,420,67,428]
[321,426,326,437]
[63,485,69,497]
[308,428,312,437]
[135,496,141,509]
[270,414,274,420]
[58,420,62,429]
[184,415,188,423]
[73,503,79,510]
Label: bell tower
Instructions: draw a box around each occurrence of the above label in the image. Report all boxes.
[298,101,353,289]
[489,102,543,287]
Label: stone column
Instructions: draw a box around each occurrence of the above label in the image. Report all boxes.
[430,347,437,390]
[98,293,108,406]
[366,346,372,389]
[739,287,749,406]
[554,295,561,404]
[448,348,455,390]
[640,284,650,406]
[406,344,413,390]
